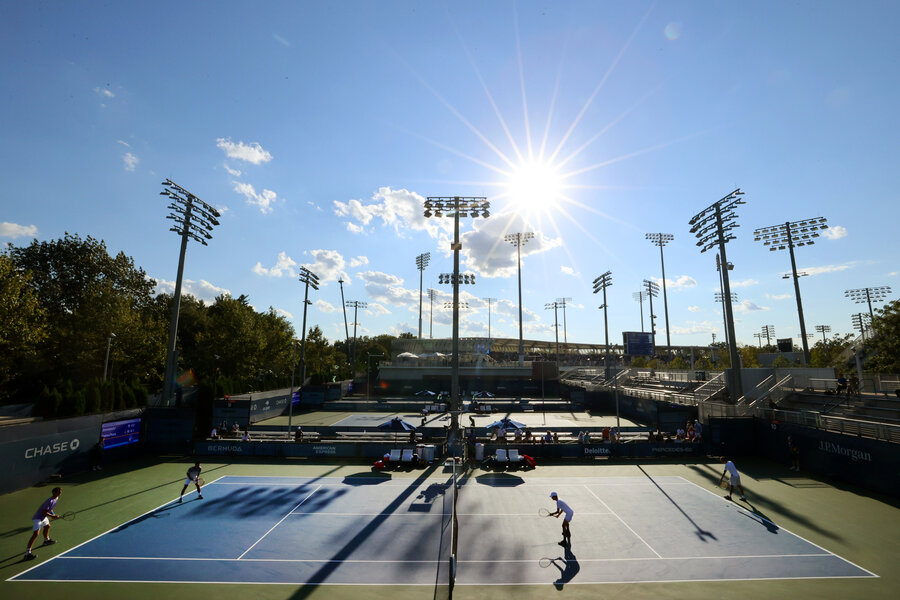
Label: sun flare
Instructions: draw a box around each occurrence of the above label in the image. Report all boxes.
[503,160,565,214]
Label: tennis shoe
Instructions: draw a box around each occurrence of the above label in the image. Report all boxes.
[558,540,567,547]
[198,495,203,500]
[724,495,732,500]
[740,496,746,501]
[42,539,56,546]
[24,553,36,561]
[178,497,182,503]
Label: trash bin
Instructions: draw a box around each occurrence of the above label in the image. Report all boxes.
[418,444,436,462]
[475,442,484,461]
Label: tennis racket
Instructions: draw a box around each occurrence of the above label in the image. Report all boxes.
[539,557,553,568]
[197,477,206,486]
[61,511,76,521]
[719,480,729,490]
[538,507,552,517]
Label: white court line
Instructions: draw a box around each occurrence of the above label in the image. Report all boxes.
[583,484,662,559]
[675,475,879,578]
[286,511,612,516]
[236,484,321,560]
[7,474,228,582]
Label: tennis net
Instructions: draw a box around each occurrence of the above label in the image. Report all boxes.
[435,456,459,599]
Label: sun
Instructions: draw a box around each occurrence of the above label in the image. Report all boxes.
[503,159,565,214]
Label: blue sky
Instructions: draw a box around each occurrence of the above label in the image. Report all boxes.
[2,1,898,349]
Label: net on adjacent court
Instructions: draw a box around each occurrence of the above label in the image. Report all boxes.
[435,456,459,599]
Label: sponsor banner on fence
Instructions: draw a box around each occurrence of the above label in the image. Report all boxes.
[0,420,100,494]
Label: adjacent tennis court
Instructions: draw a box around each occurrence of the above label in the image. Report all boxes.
[8,470,874,588]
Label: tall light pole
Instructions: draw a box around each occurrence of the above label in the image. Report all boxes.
[427,288,437,338]
[753,332,764,348]
[815,325,831,345]
[345,300,367,374]
[439,272,475,427]
[160,178,221,406]
[483,297,497,339]
[545,301,562,372]
[646,233,674,358]
[425,196,490,432]
[505,232,534,366]
[761,325,775,348]
[714,291,738,349]
[338,278,350,370]
[415,252,431,340]
[643,280,659,353]
[103,333,116,381]
[754,216,828,366]
[690,188,746,402]
[556,297,573,345]
[633,291,646,331]
[297,267,319,389]
[845,286,892,322]
[592,272,612,379]
[851,313,870,343]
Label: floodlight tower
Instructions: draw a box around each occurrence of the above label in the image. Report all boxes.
[754,216,828,366]
[646,233,674,357]
[439,271,476,427]
[545,301,562,372]
[345,300,368,373]
[845,286,892,322]
[815,325,831,345]
[415,252,431,339]
[426,196,489,431]
[556,297,573,345]
[643,280,660,351]
[753,332,764,348]
[297,267,320,387]
[851,313,871,342]
[159,178,221,406]
[689,188,746,402]
[483,298,497,339]
[633,291,646,331]
[760,325,776,348]
[592,271,613,379]
[427,288,438,338]
[338,278,350,368]
[714,292,738,349]
[505,232,534,365]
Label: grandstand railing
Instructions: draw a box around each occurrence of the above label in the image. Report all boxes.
[692,372,726,403]
[757,408,900,444]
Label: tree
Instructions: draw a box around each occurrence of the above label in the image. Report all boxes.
[809,333,854,369]
[0,252,47,401]
[866,299,900,373]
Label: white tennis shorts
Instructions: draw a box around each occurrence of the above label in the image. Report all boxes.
[33,517,49,531]
[184,477,200,486]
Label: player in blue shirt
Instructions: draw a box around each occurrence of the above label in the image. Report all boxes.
[24,487,62,560]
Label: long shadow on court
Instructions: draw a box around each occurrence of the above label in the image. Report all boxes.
[637,465,717,543]
[686,463,843,542]
[288,464,444,600]
[551,546,580,590]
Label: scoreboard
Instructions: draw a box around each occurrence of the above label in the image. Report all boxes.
[101,417,141,449]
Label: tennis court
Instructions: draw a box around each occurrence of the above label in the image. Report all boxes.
[8,469,874,589]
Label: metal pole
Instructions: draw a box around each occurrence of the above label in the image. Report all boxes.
[339,279,350,368]
[716,255,729,349]
[300,286,311,388]
[603,287,610,381]
[163,211,191,405]
[866,289,875,322]
[716,206,743,401]
[103,334,115,381]
[517,239,524,365]
[647,289,656,350]
[289,341,295,432]
[418,264,424,339]
[785,223,810,365]
[487,298,492,340]
[451,197,461,432]
[554,303,560,373]
[659,243,671,358]
[352,304,359,373]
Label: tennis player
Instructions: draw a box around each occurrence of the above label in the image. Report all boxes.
[24,487,62,560]
[718,458,747,501]
[549,491,574,547]
[179,462,204,503]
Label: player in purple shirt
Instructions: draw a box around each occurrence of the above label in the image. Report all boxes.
[24,487,61,560]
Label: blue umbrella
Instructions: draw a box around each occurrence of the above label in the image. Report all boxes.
[378,417,417,431]
[485,418,526,430]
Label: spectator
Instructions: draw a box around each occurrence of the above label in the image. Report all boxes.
[498,425,507,440]
[836,373,848,395]
[524,427,532,442]
[543,430,552,444]
[294,426,303,442]
[241,429,251,442]
[676,427,685,440]
[514,428,523,441]
[601,427,610,442]
[210,427,220,440]
[788,435,800,471]
[91,440,104,471]
[848,373,860,396]
[693,421,703,442]
[552,432,559,443]
[409,429,416,444]
[232,422,240,434]
[583,431,591,445]
[577,431,585,444]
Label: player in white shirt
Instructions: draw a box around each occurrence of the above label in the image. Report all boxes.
[718,458,747,501]
[179,462,204,503]
[549,491,574,547]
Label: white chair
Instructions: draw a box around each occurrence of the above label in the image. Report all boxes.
[389,449,402,462]
[401,448,414,463]
[496,449,508,464]
[508,449,523,464]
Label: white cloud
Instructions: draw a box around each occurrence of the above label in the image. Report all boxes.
[389,322,416,336]
[274,308,294,319]
[272,33,291,47]
[357,270,417,307]
[333,187,454,239]
[94,86,114,98]
[651,275,697,290]
[889,271,898,277]
[670,320,718,335]
[687,305,701,312]
[307,201,323,212]
[303,249,350,284]
[117,140,130,147]
[314,299,336,313]
[730,278,758,288]
[560,266,580,277]
[733,300,769,313]
[821,225,847,240]
[458,213,562,278]
[123,152,139,171]
[366,302,392,316]
[223,163,242,177]
[216,137,273,164]
[349,256,369,268]
[800,263,853,276]
[215,204,230,215]
[252,251,298,277]
[234,182,278,214]
[154,278,230,304]
[765,293,792,300]
[0,222,38,238]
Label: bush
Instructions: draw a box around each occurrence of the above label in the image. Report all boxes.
[122,384,136,408]
[72,390,86,416]
[86,385,101,414]
[100,381,114,412]
[114,381,126,410]
[132,381,149,407]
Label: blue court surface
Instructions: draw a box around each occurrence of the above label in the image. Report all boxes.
[9,473,876,587]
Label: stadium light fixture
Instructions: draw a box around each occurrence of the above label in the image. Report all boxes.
[845,286,892,321]
[646,233,674,358]
[415,252,431,340]
[505,232,534,365]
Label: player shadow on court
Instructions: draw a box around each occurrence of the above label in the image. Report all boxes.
[415,481,450,504]
[686,463,843,542]
[738,500,780,534]
[110,504,175,531]
[549,546,580,590]
[637,465,717,543]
